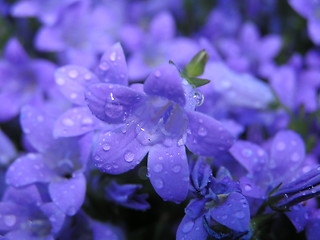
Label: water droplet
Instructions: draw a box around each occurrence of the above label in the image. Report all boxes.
[4,215,16,227]
[193,91,204,106]
[182,221,194,233]
[94,155,101,162]
[197,127,207,136]
[177,138,184,146]
[82,117,93,126]
[110,52,116,61]
[154,70,161,78]
[70,93,77,99]
[99,61,109,71]
[276,142,286,151]
[153,163,163,173]
[68,69,78,78]
[56,77,65,85]
[284,193,289,199]
[257,149,264,156]
[62,118,74,126]
[67,207,76,215]
[244,184,252,191]
[235,211,245,219]
[104,103,123,119]
[291,152,300,162]
[242,149,252,157]
[84,73,92,80]
[124,151,135,162]
[102,144,111,151]
[154,178,164,189]
[172,165,181,173]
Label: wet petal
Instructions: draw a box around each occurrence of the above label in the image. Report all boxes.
[6,153,55,187]
[229,140,268,173]
[55,65,99,105]
[269,130,305,182]
[85,83,145,124]
[97,42,128,85]
[239,176,266,199]
[20,105,55,152]
[148,143,189,203]
[93,123,150,174]
[186,111,234,157]
[40,202,66,234]
[3,185,42,207]
[144,64,186,106]
[49,171,86,216]
[176,215,207,240]
[54,107,100,137]
[0,202,27,232]
[211,192,250,232]
[285,204,308,232]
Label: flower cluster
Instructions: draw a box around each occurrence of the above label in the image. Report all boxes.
[0,0,320,239]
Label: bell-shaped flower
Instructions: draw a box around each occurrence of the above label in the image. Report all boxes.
[85,63,234,203]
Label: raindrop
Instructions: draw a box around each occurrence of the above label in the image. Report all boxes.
[99,61,109,71]
[102,144,111,151]
[242,149,252,157]
[153,163,163,173]
[276,142,286,151]
[154,178,164,189]
[67,207,76,215]
[124,151,135,162]
[244,184,252,191]
[177,138,184,146]
[235,211,245,219]
[62,118,74,126]
[172,165,181,173]
[94,155,101,162]
[104,103,123,119]
[56,77,65,85]
[82,117,93,126]
[197,127,207,136]
[154,70,161,78]
[110,52,116,61]
[291,152,300,162]
[4,215,16,227]
[182,221,194,233]
[70,93,77,99]
[84,73,92,80]
[193,91,204,106]
[68,69,78,78]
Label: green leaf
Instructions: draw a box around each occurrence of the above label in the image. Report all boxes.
[182,49,209,77]
[182,75,210,88]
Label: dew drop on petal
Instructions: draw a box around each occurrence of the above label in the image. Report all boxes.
[110,52,116,61]
[4,215,16,227]
[154,178,164,189]
[82,117,93,126]
[99,61,110,71]
[124,151,135,162]
[235,211,245,219]
[172,165,181,173]
[102,144,111,151]
[197,127,207,136]
[276,142,286,151]
[193,91,204,106]
[154,70,161,78]
[153,163,163,173]
[70,93,77,99]
[56,77,65,85]
[182,221,194,233]
[242,149,252,157]
[291,152,300,162]
[84,73,92,80]
[244,184,252,191]
[68,69,79,78]
[62,118,75,126]
[104,103,124,119]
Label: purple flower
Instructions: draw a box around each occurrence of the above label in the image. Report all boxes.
[0,184,65,239]
[289,0,320,45]
[177,158,251,240]
[6,105,90,216]
[85,63,234,203]
[35,0,122,67]
[0,130,16,166]
[0,38,56,122]
[105,180,150,210]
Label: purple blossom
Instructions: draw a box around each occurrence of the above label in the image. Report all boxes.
[0,38,56,122]
[85,63,234,203]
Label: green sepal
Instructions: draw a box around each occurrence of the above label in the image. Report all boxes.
[182,49,209,77]
[182,75,210,88]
